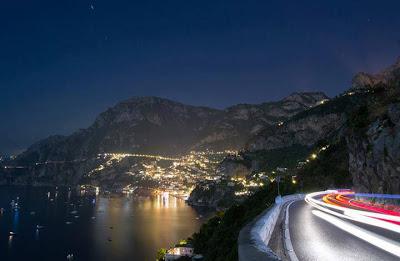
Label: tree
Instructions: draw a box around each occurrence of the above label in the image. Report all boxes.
[156,248,167,261]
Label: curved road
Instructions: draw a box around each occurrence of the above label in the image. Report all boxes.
[289,200,399,261]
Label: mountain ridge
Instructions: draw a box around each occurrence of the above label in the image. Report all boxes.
[13,92,328,164]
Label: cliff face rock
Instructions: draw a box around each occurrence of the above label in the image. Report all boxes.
[247,113,344,152]
[187,181,236,208]
[352,57,400,90]
[216,156,251,178]
[191,92,328,151]
[347,103,400,194]
[247,91,372,153]
[15,93,327,164]
[215,93,363,178]
[347,57,400,194]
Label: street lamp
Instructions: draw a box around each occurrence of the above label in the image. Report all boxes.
[276,175,281,196]
[275,175,282,204]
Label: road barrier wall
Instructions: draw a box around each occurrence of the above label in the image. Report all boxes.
[238,194,304,261]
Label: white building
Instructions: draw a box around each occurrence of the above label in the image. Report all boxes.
[165,246,194,261]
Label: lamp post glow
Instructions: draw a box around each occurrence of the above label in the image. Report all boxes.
[276,175,281,196]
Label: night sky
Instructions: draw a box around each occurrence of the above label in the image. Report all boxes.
[1,0,400,154]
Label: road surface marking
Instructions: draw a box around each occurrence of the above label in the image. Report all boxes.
[284,200,299,261]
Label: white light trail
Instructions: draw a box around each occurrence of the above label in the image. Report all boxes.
[312,210,400,258]
[305,191,400,233]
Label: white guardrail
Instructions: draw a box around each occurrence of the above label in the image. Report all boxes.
[238,194,304,261]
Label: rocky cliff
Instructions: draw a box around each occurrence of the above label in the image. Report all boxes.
[211,94,357,184]
[347,103,400,193]
[346,58,400,193]
[216,155,251,178]
[1,93,327,186]
[246,92,368,152]
[187,181,238,208]
[351,57,400,90]
[222,58,400,195]
[12,94,327,162]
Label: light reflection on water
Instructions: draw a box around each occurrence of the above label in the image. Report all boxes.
[0,187,212,261]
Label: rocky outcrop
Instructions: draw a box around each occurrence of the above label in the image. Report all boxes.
[351,57,400,90]
[191,92,328,151]
[216,92,362,178]
[347,103,400,194]
[217,156,251,178]
[347,57,400,193]
[13,93,328,164]
[187,181,236,208]
[247,113,344,152]
[245,90,370,153]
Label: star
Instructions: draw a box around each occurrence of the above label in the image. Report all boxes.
[90,4,95,11]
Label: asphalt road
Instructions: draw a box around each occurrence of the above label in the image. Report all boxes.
[288,200,399,261]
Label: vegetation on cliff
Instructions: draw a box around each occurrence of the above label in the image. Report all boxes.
[187,180,238,209]
[185,178,295,261]
[297,138,352,191]
[243,144,310,172]
[346,75,400,193]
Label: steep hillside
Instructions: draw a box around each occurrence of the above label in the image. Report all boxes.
[351,57,400,90]
[246,93,367,152]
[1,93,326,186]
[346,59,400,193]
[15,94,325,164]
[192,92,327,151]
[219,58,400,194]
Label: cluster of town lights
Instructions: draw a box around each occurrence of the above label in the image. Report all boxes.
[86,150,237,198]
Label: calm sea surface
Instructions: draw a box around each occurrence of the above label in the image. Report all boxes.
[0,186,211,261]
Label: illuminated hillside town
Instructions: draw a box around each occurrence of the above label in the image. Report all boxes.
[81,147,321,201]
[2,145,327,204]
[82,149,271,199]
[86,150,238,197]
